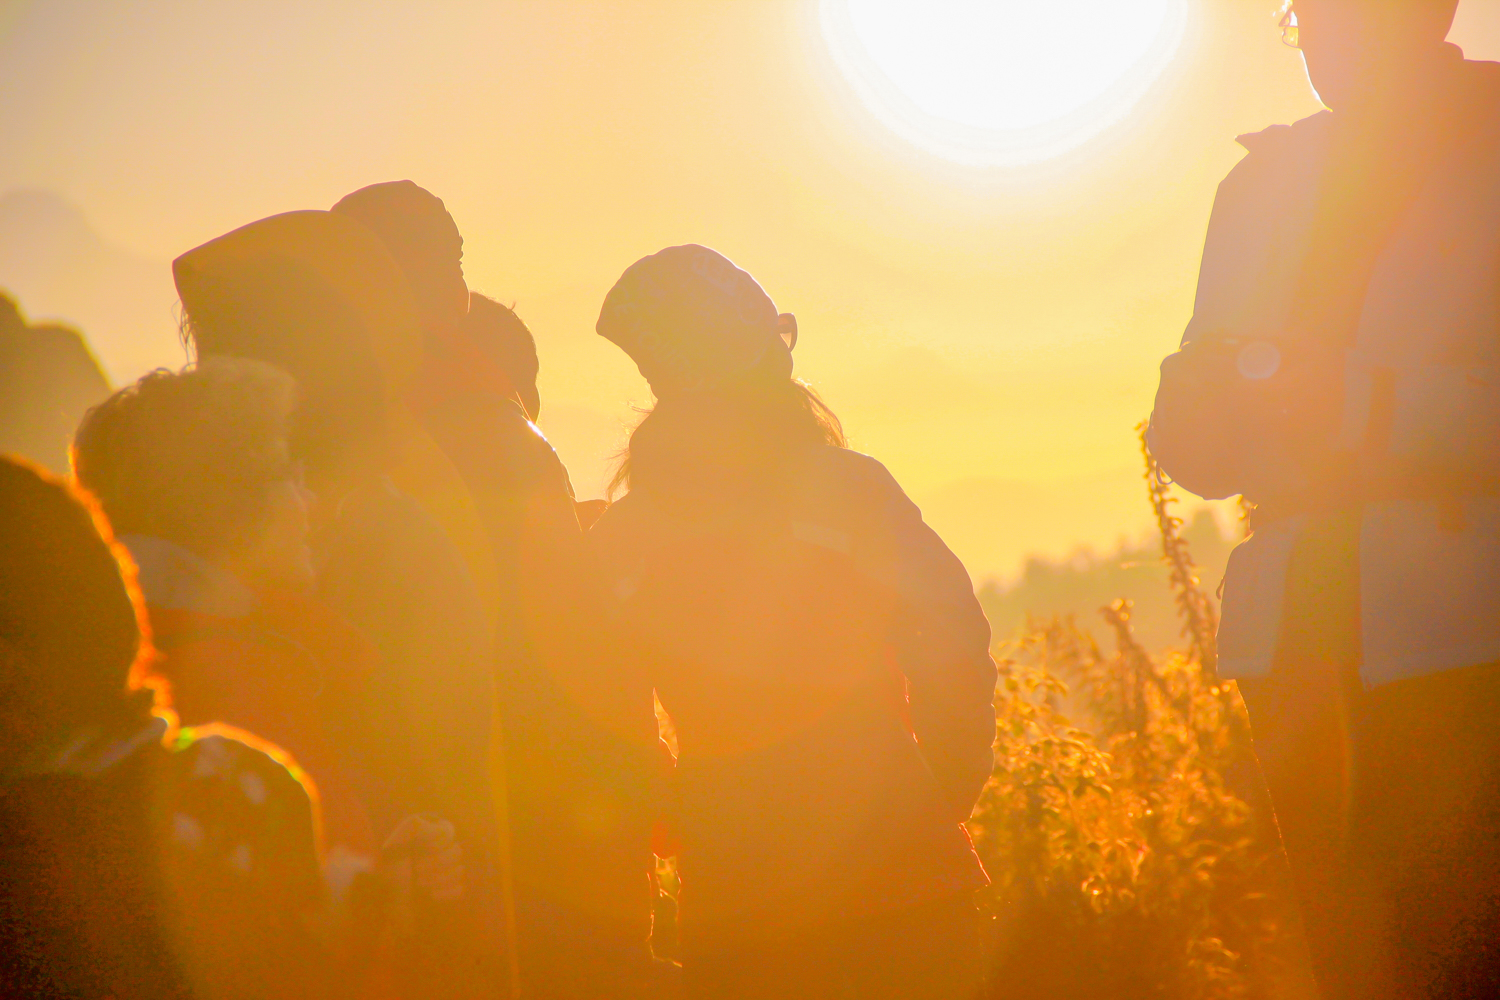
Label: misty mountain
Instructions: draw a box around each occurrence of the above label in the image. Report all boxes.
[0,189,183,384]
[914,465,1228,585]
[978,506,1236,654]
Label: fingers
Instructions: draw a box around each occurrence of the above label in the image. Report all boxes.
[412,842,465,902]
[382,813,456,854]
[380,814,465,903]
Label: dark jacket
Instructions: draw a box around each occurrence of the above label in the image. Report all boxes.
[0,719,328,1000]
[412,332,662,995]
[590,445,995,940]
[1149,56,1500,685]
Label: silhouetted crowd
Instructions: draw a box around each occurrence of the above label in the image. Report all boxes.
[0,182,995,1000]
[9,3,1500,999]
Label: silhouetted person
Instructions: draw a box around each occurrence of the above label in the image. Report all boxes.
[0,291,110,475]
[465,292,542,422]
[590,245,995,1000]
[333,180,661,999]
[71,360,381,863]
[1150,2,1500,996]
[0,456,331,1000]
[173,210,501,999]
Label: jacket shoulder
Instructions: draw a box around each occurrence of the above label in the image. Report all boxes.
[1205,111,1333,229]
[807,446,904,496]
[795,448,924,544]
[1235,110,1331,155]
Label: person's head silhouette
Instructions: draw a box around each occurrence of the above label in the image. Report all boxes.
[174,210,426,493]
[464,293,541,421]
[0,457,153,757]
[332,181,469,330]
[1286,0,1461,110]
[73,359,315,597]
[598,245,839,497]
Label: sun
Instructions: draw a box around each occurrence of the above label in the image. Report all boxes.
[820,0,1188,167]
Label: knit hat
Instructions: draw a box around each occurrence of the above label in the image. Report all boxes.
[596,245,797,396]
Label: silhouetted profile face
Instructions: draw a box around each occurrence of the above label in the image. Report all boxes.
[72,360,316,594]
[464,292,542,420]
[1291,0,1460,110]
[331,180,469,329]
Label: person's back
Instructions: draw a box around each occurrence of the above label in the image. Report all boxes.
[594,444,991,927]
[2,722,191,1000]
[590,245,994,1000]
[0,293,110,475]
[0,456,330,1000]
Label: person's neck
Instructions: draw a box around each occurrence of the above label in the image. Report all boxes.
[1333,43,1460,123]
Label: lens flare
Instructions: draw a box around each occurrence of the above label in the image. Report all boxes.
[820,0,1188,166]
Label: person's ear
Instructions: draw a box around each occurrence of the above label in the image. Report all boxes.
[777,313,798,351]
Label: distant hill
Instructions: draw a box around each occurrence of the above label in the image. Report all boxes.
[978,506,1237,653]
[914,464,1232,584]
[0,189,182,384]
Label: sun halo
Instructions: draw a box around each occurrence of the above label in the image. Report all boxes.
[819,0,1189,168]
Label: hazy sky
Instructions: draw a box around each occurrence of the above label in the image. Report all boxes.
[4,1,1498,580]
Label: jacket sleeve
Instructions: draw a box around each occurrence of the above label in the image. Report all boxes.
[1148,152,1271,501]
[860,457,997,822]
[1146,127,1314,500]
[1148,339,1245,501]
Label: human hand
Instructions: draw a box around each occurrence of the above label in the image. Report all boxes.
[379,813,464,905]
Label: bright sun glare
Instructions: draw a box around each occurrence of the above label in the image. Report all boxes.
[820,0,1188,167]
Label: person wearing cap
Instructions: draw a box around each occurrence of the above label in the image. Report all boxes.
[1148,2,1500,996]
[173,209,504,999]
[589,245,996,1000]
[332,181,663,998]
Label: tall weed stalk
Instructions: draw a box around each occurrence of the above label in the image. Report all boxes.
[968,427,1310,1000]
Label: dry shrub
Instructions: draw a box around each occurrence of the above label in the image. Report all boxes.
[967,427,1310,1000]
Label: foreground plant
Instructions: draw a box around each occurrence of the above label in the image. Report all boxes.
[967,428,1311,1000]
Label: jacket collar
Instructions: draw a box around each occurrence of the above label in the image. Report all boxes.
[120,535,256,618]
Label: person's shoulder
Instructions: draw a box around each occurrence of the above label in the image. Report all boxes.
[1208,110,1332,209]
[159,726,326,926]
[587,491,652,548]
[808,446,903,494]
[796,447,918,526]
[1,322,107,387]
[1461,57,1500,85]
[152,606,309,687]
[324,477,469,573]
[168,725,313,802]
[1459,58,1500,117]
[1235,109,1332,155]
[1227,111,1333,187]
[151,606,257,651]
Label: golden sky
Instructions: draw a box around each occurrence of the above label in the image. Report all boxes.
[3,1,1498,581]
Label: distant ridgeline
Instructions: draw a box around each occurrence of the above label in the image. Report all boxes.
[978,507,1235,654]
[0,290,111,476]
